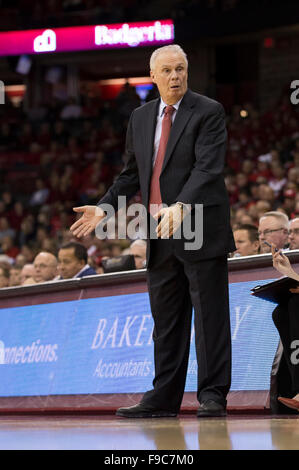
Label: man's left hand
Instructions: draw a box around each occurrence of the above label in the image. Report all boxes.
[154,204,186,238]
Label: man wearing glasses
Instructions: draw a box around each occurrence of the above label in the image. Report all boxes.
[289,218,299,250]
[258,211,289,253]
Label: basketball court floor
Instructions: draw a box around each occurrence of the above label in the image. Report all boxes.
[0,413,298,450]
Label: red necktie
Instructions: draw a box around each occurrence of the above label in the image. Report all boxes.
[149,105,175,215]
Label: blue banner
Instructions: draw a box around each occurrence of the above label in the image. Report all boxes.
[0,279,279,397]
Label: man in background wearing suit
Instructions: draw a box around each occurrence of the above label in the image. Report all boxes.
[57,242,97,279]
[70,44,235,418]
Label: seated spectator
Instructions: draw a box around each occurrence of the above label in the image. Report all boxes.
[268,165,287,197]
[282,189,297,218]
[14,254,27,268]
[257,184,277,208]
[0,235,19,259]
[235,172,250,194]
[18,123,35,151]
[0,217,15,241]
[110,242,123,257]
[36,122,51,148]
[116,81,141,118]
[20,263,36,285]
[20,244,37,263]
[60,97,82,120]
[19,215,36,247]
[252,158,272,182]
[258,211,290,253]
[232,224,260,257]
[7,202,26,231]
[0,264,10,288]
[52,120,69,146]
[271,246,299,412]
[239,214,255,225]
[2,191,14,209]
[57,242,97,279]
[248,183,260,203]
[249,200,272,223]
[41,237,59,255]
[0,123,15,151]
[287,167,299,185]
[129,239,147,269]
[0,201,6,218]
[36,226,51,250]
[288,218,299,250]
[29,179,49,207]
[33,251,58,283]
[9,265,22,287]
[233,208,247,226]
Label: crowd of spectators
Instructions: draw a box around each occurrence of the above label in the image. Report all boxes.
[0,0,242,31]
[0,79,298,288]
[0,0,149,30]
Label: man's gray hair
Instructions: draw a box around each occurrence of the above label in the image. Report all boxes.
[150,44,188,71]
[130,239,147,249]
[259,211,289,227]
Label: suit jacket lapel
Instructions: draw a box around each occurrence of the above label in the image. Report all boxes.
[161,89,195,174]
[143,98,159,204]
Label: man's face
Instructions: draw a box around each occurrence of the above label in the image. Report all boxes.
[9,268,21,287]
[288,219,299,250]
[33,254,57,283]
[233,230,259,257]
[150,51,188,105]
[258,216,289,252]
[0,268,9,288]
[21,264,36,284]
[58,248,84,279]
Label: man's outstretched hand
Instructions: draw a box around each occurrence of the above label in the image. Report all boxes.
[154,204,186,239]
[70,205,105,238]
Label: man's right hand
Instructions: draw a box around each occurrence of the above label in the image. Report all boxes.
[70,205,105,238]
[272,244,291,274]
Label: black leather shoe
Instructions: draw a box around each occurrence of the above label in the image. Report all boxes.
[116,403,177,418]
[197,399,227,418]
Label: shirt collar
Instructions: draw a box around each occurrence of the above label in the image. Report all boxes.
[74,264,90,278]
[159,97,183,117]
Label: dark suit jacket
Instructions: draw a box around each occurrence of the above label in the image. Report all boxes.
[98,89,235,263]
[76,266,97,278]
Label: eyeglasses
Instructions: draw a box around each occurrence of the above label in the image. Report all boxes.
[34,264,54,269]
[258,227,287,237]
[289,228,299,235]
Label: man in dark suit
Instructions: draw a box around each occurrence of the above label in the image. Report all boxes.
[70,44,235,417]
[57,242,97,279]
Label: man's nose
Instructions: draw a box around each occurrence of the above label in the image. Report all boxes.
[170,70,178,79]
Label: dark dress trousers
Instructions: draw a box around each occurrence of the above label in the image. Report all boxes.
[97,89,236,412]
[272,294,299,394]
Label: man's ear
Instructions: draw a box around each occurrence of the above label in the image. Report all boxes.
[150,70,156,84]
